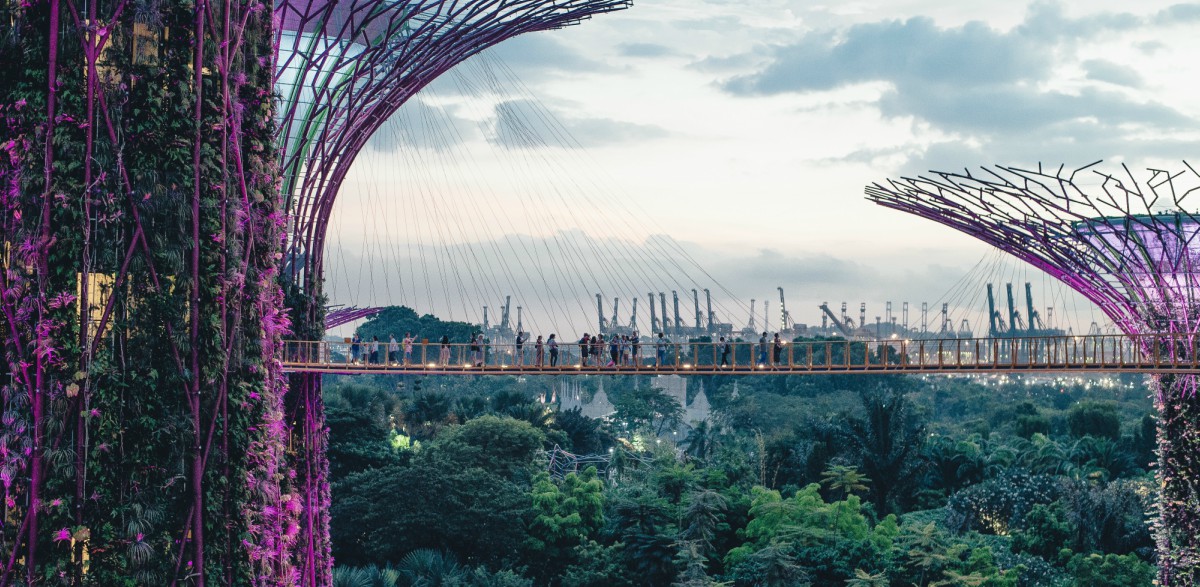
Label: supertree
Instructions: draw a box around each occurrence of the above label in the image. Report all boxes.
[271,1,628,584]
[866,161,1200,584]
[1,0,293,584]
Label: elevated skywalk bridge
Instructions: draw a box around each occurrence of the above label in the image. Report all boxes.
[282,334,1200,375]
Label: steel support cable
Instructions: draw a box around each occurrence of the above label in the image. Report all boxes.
[280,0,628,292]
[419,109,525,330]
[361,143,400,308]
[415,87,546,333]
[483,55,749,320]
[486,66,694,309]
[405,112,475,324]
[472,59,670,322]
[393,118,446,320]
[419,90,569,334]
[439,70,582,334]
[474,89,635,330]
[464,54,667,310]
[368,109,458,321]
[484,54,748,323]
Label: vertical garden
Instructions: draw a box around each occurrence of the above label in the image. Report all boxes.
[1,0,293,584]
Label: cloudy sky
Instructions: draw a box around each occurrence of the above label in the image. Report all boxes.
[324,0,1200,336]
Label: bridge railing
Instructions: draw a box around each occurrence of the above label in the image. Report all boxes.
[281,333,1200,373]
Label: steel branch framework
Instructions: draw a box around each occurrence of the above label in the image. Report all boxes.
[866,162,1200,584]
[273,0,630,298]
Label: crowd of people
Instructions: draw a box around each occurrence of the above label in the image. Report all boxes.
[345,330,792,369]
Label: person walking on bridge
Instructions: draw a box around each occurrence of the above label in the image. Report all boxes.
[535,335,544,367]
[579,333,590,366]
[439,335,451,366]
[515,331,527,366]
[388,335,399,365]
[351,333,362,364]
[403,333,416,365]
[758,332,768,366]
[720,336,731,368]
[548,334,559,366]
[772,333,783,369]
[369,336,380,365]
[656,333,667,367]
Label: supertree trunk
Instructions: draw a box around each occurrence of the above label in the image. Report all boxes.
[1,0,292,583]
[1154,373,1200,584]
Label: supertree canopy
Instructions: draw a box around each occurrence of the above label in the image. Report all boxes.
[866,162,1200,584]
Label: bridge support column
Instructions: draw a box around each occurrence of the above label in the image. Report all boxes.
[1154,373,1200,585]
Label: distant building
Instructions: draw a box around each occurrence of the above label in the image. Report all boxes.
[556,375,711,434]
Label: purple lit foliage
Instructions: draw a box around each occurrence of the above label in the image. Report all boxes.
[1,0,290,583]
[866,162,1200,585]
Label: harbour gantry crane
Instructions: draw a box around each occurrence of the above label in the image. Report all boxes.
[629,297,639,333]
[987,284,1002,336]
[778,287,793,332]
[648,293,660,333]
[692,289,703,331]
[1006,283,1025,331]
[660,293,670,336]
[499,296,513,338]
[819,302,852,336]
[705,289,715,331]
[610,297,620,332]
[1025,282,1041,332]
[672,291,683,332]
[596,294,607,333]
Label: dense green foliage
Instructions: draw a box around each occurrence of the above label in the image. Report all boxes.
[324,363,1158,585]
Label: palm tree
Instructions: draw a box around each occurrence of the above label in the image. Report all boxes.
[403,393,453,440]
[396,549,465,587]
[506,402,555,431]
[680,489,728,556]
[820,464,871,501]
[821,464,870,530]
[683,420,716,462]
[898,523,950,587]
[748,542,810,587]
[845,568,890,587]
[839,385,927,513]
